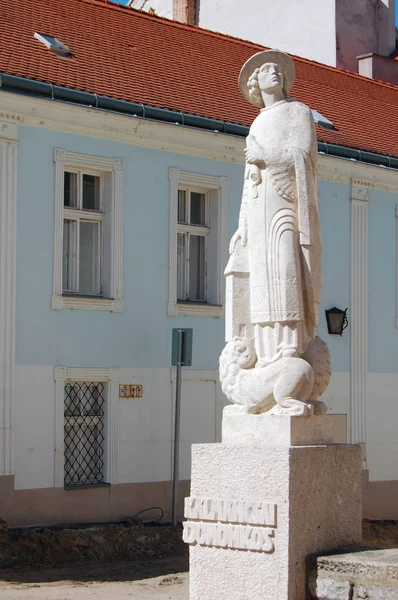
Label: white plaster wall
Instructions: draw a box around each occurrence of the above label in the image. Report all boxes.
[378,0,396,56]
[14,366,56,490]
[198,0,337,66]
[322,372,350,415]
[131,0,396,72]
[118,368,172,484]
[178,378,219,480]
[15,365,398,487]
[336,0,396,72]
[130,0,172,19]
[367,373,398,482]
[14,366,223,490]
[321,371,350,442]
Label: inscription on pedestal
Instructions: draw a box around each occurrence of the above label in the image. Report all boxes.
[183,496,277,553]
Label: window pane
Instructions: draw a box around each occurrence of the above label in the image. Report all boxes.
[64,381,105,487]
[64,172,78,207]
[63,219,77,291]
[190,192,206,225]
[82,174,101,211]
[189,235,205,301]
[64,383,80,416]
[79,221,101,295]
[178,190,187,223]
[177,233,187,300]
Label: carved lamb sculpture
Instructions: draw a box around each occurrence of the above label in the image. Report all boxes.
[220,336,331,416]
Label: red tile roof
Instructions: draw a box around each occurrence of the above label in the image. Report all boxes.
[1,0,398,158]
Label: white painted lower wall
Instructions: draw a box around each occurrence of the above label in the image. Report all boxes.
[14,366,396,490]
[322,372,351,417]
[367,373,398,482]
[14,365,222,491]
[14,366,56,490]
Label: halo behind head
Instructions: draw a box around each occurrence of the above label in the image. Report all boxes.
[239,50,296,108]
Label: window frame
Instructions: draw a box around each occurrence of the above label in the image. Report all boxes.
[54,366,120,488]
[52,149,123,312]
[168,168,228,317]
[63,380,107,488]
[177,186,210,303]
[63,169,105,296]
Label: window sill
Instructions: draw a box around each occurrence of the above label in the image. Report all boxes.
[168,302,224,318]
[64,482,111,491]
[52,295,123,312]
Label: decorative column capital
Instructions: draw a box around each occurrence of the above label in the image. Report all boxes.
[169,167,180,182]
[54,148,66,163]
[351,182,369,203]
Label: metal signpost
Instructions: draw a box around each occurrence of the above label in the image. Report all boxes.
[171,328,193,527]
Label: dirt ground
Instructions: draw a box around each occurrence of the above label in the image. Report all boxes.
[0,555,189,600]
[0,520,397,599]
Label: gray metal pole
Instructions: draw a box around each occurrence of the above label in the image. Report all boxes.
[172,329,183,527]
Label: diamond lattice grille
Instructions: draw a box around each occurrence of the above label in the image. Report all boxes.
[64,382,106,487]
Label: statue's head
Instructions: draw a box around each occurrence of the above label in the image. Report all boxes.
[239,50,295,108]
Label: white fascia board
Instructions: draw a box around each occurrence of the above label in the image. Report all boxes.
[1,91,398,191]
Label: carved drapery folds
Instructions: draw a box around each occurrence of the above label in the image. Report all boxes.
[220,50,330,417]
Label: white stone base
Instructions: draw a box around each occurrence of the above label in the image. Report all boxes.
[184,441,362,600]
[222,405,334,446]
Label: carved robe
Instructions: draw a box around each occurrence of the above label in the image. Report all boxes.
[225,98,321,365]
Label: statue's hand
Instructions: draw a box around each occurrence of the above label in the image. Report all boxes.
[244,135,264,165]
[244,146,263,165]
[229,226,247,254]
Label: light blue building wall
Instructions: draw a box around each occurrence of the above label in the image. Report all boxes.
[11,116,398,524]
[318,180,351,373]
[15,124,353,373]
[368,188,398,374]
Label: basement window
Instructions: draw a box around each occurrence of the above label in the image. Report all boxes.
[34,32,72,58]
[311,109,335,131]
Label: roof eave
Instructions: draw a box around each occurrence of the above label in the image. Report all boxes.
[1,73,397,171]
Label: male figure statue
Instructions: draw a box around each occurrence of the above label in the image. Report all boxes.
[220,50,330,416]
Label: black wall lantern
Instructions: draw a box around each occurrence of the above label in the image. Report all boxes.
[325,307,348,336]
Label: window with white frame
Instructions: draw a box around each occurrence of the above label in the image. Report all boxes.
[168,168,228,317]
[177,188,209,302]
[53,149,123,312]
[54,367,120,489]
[63,172,104,296]
[64,381,107,487]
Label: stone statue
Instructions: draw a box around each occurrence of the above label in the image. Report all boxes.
[220,50,331,416]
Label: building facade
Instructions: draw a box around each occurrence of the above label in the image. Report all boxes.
[0,0,398,524]
[132,0,396,72]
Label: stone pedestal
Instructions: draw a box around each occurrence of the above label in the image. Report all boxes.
[222,404,334,446]
[183,413,362,600]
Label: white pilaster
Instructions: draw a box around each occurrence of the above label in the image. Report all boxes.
[53,148,66,306]
[108,368,120,485]
[0,124,18,476]
[219,176,229,312]
[395,205,398,329]
[168,167,179,316]
[112,160,124,311]
[54,366,66,488]
[350,184,368,464]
